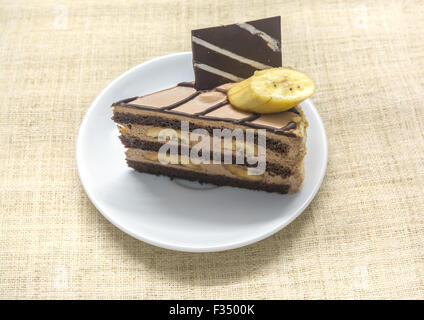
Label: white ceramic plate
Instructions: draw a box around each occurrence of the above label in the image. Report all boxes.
[77,52,327,252]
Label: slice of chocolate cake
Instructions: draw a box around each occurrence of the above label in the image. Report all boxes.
[110,16,312,194]
[112,82,307,194]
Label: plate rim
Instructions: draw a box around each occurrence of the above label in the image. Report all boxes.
[76,51,328,252]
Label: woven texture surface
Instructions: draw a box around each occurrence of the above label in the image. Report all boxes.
[1,0,423,299]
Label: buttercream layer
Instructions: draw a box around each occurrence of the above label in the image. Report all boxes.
[120,135,294,179]
[111,81,307,194]
[117,123,303,166]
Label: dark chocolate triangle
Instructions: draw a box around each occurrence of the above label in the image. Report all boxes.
[191,16,282,90]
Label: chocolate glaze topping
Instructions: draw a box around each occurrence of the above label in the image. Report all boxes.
[161,91,202,110]
[177,81,196,88]
[113,82,300,134]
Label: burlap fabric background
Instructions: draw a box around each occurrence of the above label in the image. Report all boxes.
[1,0,423,299]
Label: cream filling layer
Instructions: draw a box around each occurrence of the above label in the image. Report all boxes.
[118,123,305,165]
[131,149,263,182]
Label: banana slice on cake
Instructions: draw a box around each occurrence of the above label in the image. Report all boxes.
[227,67,315,114]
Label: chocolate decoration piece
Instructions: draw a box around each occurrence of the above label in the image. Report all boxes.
[191,16,282,90]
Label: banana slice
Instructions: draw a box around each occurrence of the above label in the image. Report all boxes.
[227,67,315,114]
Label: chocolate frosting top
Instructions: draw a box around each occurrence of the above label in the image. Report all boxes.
[112,82,301,135]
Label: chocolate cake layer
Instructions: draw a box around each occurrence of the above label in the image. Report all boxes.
[120,135,294,178]
[125,148,303,188]
[126,148,303,193]
[113,112,298,153]
[127,161,291,194]
[117,122,305,169]
[192,16,282,89]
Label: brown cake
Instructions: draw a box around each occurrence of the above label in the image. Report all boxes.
[112,82,307,194]
[110,16,310,194]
